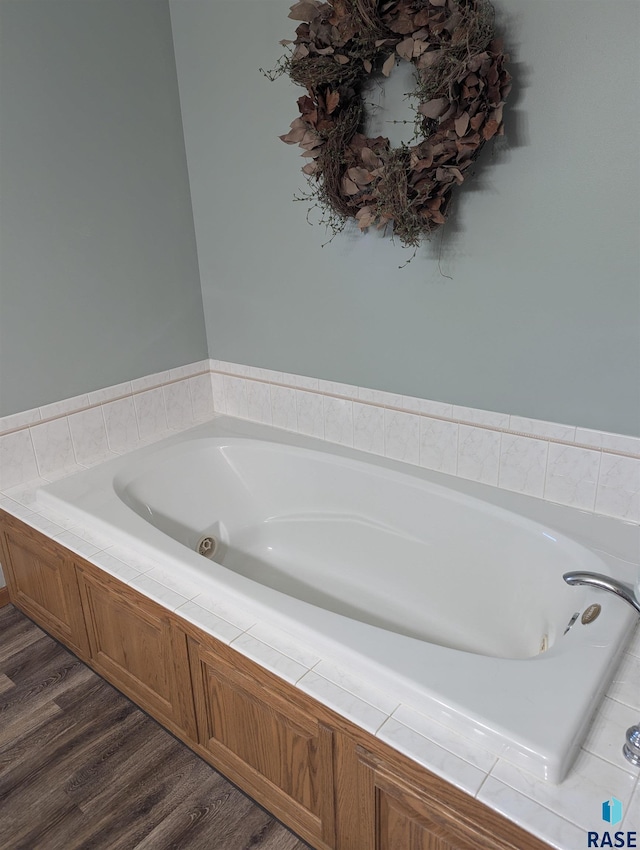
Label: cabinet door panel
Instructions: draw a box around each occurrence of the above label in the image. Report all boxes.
[189,638,335,850]
[0,517,88,657]
[77,569,196,739]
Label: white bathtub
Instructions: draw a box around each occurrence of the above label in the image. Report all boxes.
[38,416,638,782]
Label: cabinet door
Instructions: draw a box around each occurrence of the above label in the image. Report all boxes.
[0,515,88,658]
[352,746,546,850]
[188,638,335,850]
[76,568,197,740]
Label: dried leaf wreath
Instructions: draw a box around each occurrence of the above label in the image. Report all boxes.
[277,0,512,247]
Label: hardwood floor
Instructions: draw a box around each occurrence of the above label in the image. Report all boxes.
[0,604,312,850]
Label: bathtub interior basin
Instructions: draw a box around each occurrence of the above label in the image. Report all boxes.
[37,415,639,783]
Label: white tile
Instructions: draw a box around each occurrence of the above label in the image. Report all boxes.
[231,633,307,684]
[88,381,132,406]
[289,373,319,391]
[142,566,201,601]
[478,777,587,850]
[312,660,399,714]
[0,408,41,435]
[323,396,353,446]
[353,402,384,455]
[453,406,510,429]
[224,376,249,418]
[163,380,194,431]
[22,513,66,538]
[169,361,208,381]
[90,551,142,583]
[317,379,356,399]
[192,592,257,631]
[595,454,640,523]
[128,574,190,611]
[298,670,387,733]
[498,433,548,497]
[0,430,39,490]
[68,407,109,464]
[103,545,159,574]
[176,600,243,643]
[189,373,215,421]
[210,372,226,413]
[509,416,576,442]
[544,443,601,511]
[296,390,324,439]
[33,505,76,530]
[53,530,100,559]
[358,387,404,408]
[575,428,640,457]
[384,409,420,464]
[67,524,114,551]
[419,417,458,474]
[246,380,272,424]
[102,397,140,451]
[270,385,298,431]
[0,496,35,520]
[39,394,89,420]
[490,749,637,829]
[133,388,168,439]
[623,782,640,831]
[130,370,170,393]
[3,481,46,507]
[457,425,500,485]
[581,697,640,769]
[391,704,497,772]
[378,717,487,795]
[248,622,321,668]
[403,396,453,418]
[30,418,76,478]
[607,652,640,710]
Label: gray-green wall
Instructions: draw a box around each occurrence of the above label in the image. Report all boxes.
[0,0,208,417]
[170,0,640,437]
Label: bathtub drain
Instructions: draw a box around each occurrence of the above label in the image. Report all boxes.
[197,536,217,559]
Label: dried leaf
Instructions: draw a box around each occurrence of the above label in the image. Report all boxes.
[347,166,374,185]
[361,147,380,169]
[363,59,372,73]
[454,112,470,137]
[334,54,350,64]
[355,206,376,229]
[412,39,429,57]
[342,176,360,195]
[482,118,500,140]
[430,0,446,5]
[381,53,396,77]
[302,161,318,175]
[288,0,321,21]
[326,90,340,114]
[396,38,414,62]
[418,97,448,119]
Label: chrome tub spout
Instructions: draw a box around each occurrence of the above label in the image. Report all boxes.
[563,571,640,616]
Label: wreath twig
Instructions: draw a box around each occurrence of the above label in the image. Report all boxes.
[277,0,511,247]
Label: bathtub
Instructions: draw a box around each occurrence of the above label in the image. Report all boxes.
[37,415,638,783]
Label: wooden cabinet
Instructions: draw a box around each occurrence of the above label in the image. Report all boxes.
[0,514,551,850]
[0,513,88,658]
[76,567,197,741]
[348,745,529,850]
[188,637,335,850]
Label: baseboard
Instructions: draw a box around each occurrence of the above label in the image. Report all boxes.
[0,586,10,608]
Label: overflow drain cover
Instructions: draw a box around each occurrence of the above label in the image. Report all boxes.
[581,603,601,625]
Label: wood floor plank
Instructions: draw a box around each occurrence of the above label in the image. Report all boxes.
[0,605,311,850]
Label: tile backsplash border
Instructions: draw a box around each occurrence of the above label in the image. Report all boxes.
[1,358,638,525]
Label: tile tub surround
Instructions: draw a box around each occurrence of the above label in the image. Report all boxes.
[2,358,638,523]
[0,359,640,849]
